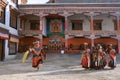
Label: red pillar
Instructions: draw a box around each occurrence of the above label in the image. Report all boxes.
[91,38,94,47]
[39,16,43,48]
[90,15,94,32]
[117,15,120,30]
[118,39,120,54]
[65,16,68,49]
[40,17,43,31]
[90,15,94,47]
[65,16,68,32]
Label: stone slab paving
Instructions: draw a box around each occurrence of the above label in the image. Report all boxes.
[0,54,120,80]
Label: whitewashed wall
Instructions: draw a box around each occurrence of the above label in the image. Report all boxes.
[4,0,18,60]
[68,14,115,31]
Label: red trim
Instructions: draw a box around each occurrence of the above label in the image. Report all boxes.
[0,36,8,39]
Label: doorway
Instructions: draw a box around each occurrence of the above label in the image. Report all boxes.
[0,39,5,61]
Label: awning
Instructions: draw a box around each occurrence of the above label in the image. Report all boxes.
[0,27,9,39]
[9,34,19,43]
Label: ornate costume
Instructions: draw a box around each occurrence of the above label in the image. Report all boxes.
[108,49,116,69]
[81,43,90,69]
[32,47,43,68]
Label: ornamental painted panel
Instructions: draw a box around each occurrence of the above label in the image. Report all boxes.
[50,19,62,32]
[47,18,65,38]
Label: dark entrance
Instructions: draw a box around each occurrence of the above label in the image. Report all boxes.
[0,39,5,61]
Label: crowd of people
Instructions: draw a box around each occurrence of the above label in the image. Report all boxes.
[25,40,117,71]
[81,43,117,70]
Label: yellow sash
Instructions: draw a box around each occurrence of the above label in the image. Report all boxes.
[22,50,29,63]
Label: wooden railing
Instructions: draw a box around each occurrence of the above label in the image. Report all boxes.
[67,30,120,37]
[19,30,41,36]
[67,30,91,35]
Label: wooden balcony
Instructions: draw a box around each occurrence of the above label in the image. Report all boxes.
[0,0,8,6]
[19,30,42,36]
[67,30,91,36]
[94,30,119,37]
[67,30,120,37]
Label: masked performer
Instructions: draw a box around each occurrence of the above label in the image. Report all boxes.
[93,44,106,69]
[90,46,97,69]
[108,44,116,69]
[81,43,90,69]
[29,41,43,71]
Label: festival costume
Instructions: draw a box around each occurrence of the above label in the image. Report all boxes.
[108,49,116,68]
[32,48,43,68]
[81,49,90,69]
[93,48,107,69]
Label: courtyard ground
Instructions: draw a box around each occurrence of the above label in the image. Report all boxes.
[0,53,120,80]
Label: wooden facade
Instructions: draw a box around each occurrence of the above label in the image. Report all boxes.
[18,3,120,53]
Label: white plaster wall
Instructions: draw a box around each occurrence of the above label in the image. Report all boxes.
[4,0,19,60]
[4,40,16,60]
[68,14,90,31]
[95,15,114,31]
[68,14,115,31]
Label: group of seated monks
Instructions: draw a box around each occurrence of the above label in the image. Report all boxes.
[81,43,116,70]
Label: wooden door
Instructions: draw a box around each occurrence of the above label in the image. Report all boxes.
[0,40,4,61]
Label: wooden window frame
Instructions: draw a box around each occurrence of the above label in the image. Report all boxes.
[71,20,83,30]
[93,20,102,30]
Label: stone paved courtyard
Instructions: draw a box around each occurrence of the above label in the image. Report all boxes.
[0,53,120,80]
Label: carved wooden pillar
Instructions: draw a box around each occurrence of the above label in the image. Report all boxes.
[65,16,68,32]
[91,38,94,47]
[65,16,69,49]
[39,16,43,48]
[84,12,100,47]
[90,34,95,47]
[116,15,120,31]
[65,35,69,51]
[118,38,120,54]
[40,16,43,31]
[90,15,94,32]
[59,12,73,51]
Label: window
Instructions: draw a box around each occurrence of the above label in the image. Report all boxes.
[10,15,17,29]
[71,20,83,30]
[30,22,39,30]
[9,42,17,55]
[0,7,5,24]
[93,20,102,30]
[10,8,18,29]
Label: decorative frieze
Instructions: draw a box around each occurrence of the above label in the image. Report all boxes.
[19,7,120,15]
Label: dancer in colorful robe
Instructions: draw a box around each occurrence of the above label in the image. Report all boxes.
[81,42,90,69]
[29,41,43,71]
[93,44,107,69]
[108,44,116,69]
